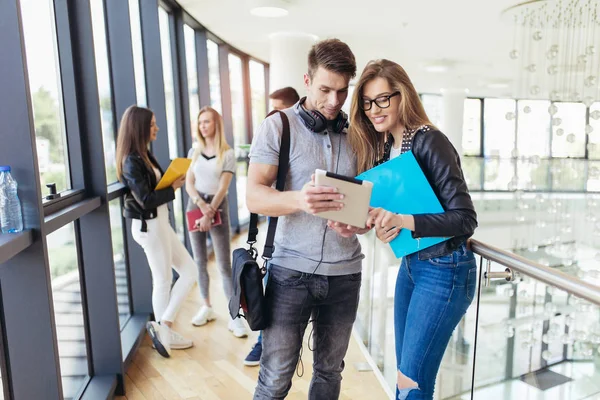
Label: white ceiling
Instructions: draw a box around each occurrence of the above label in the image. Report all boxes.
[178,0,522,97]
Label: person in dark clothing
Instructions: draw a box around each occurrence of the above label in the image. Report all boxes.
[268,86,300,111]
[117,105,196,358]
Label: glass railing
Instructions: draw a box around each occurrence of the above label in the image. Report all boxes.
[356,233,600,400]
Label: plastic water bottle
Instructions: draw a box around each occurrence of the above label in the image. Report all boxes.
[0,166,24,233]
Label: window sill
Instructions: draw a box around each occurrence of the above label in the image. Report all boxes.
[107,182,127,201]
[79,375,117,400]
[44,197,101,234]
[43,189,86,217]
[0,229,33,264]
[121,313,150,368]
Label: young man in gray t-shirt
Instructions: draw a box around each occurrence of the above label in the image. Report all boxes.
[248,39,370,400]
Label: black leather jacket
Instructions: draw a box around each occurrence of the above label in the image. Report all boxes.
[121,152,175,232]
[385,128,478,260]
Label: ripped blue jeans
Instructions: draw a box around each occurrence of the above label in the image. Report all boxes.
[394,243,477,400]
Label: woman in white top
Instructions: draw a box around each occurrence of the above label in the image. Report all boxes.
[186,106,248,337]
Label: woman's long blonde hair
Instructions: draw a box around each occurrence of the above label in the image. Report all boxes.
[191,106,231,163]
[349,59,434,174]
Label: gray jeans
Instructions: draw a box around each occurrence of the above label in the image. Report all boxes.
[254,264,361,400]
[186,196,233,301]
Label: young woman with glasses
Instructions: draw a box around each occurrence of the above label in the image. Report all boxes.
[347,59,478,400]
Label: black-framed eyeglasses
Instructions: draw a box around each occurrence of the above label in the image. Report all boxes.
[361,91,400,111]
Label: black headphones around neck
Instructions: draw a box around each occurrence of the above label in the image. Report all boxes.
[294,97,348,134]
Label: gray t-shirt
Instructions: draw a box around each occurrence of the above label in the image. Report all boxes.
[249,107,363,276]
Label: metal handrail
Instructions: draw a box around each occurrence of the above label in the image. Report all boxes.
[469,239,600,306]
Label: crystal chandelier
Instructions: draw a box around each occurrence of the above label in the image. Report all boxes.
[504,0,600,106]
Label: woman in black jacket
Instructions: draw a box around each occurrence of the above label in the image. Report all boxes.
[116,105,196,358]
[348,60,478,400]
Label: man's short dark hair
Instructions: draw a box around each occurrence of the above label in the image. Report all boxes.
[269,87,300,107]
[308,38,357,81]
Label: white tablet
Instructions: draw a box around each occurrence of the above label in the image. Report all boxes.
[314,169,373,228]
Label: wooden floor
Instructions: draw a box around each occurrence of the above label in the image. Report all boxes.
[115,226,390,400]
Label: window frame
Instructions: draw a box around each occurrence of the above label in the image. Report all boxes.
[1,0,271,397]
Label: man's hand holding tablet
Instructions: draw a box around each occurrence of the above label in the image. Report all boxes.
[313,169,373,230]
[296,174,345,215]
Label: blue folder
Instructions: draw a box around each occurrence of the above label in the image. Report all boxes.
[356,151,450,258]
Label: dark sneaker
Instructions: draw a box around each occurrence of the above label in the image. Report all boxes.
[244,341,262,366]
[146,321,171,358]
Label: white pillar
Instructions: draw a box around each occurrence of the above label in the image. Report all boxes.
[269,32,318,96]
[441,89,466,156]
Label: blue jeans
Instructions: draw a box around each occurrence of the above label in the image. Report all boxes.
[253,264,361,400]
[395,243,477,400]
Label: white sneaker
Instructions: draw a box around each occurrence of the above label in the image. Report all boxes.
[169,329,193,350]
[191,306,216,326]
[146,321,171,358]
[228,317,249,338]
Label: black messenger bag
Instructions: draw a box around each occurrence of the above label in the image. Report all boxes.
[229,111,290,331]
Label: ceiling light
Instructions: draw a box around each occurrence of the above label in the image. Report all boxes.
[440,88,470,94]
[487,82,509,89]
[424,64,449,73]
[251,6,288,17]
[423,59,455,73]
[268,31,319,41]
[248,0,289,18]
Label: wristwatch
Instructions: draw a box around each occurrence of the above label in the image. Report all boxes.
[191,196,199,205]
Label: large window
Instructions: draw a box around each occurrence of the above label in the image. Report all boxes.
[421,94,443,128]
[249,60,266,129]
[128,0,146,107]
[207,39,222,114]
[462,157,483,191]
[516,158,550,191]
[246,59,268,225]
[184,24,199,155]
[587,160,600,191]
[463,97,600,191]
[47,223,89,400]
[3,0,280,397]
[484,98,516,157]
[109,199,131,329]
[158,8,179,161]
[589,102,600,159]
[516,100,551,157]
[229,53,246,147]
[90,0,117,184]
[20,0,69,195]
[551,102,586,158]
[229,53,249,223]
[551,158,586,190]
[462,98,481,156]
[158,7,184,240]
[484,159,516,190]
